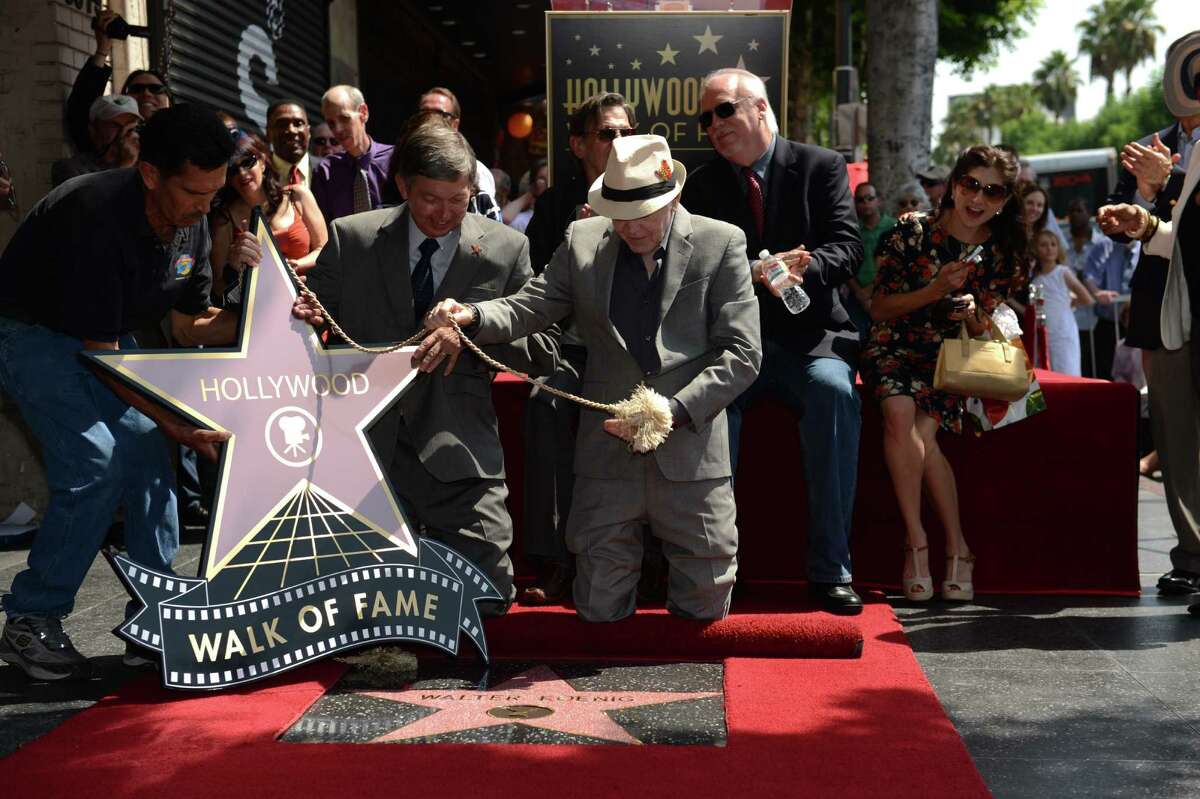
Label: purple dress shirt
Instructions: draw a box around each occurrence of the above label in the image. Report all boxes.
[311,139,395,224]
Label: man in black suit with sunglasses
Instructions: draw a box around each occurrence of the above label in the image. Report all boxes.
[681,67,864,615]
[506,93,640,607]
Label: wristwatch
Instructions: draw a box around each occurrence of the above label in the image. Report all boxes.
[463,304,481,333]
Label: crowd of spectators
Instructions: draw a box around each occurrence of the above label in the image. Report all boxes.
[1,9,1197,683]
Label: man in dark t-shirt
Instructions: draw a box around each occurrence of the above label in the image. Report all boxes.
[0,106,260,681]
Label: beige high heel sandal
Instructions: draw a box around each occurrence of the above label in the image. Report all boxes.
[943,553,976,601]
[903,545,933,601]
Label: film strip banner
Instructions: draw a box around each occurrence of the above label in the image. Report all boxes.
[106,539,502,691]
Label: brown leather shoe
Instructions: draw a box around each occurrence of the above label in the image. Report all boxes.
[519,562,573,606]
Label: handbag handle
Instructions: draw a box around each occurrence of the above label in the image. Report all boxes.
[958,321,1014,363]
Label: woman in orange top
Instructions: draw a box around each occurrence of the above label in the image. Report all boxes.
[210,131,326,299]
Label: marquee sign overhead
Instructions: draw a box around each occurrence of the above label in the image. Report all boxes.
[88,218,501,691]
[545,11,789,187]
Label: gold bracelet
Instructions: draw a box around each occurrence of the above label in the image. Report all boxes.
[1139,213,1160,244]
[1129,206,1150,240]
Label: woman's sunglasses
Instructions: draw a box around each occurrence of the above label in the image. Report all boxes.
[697,96,753,128]
[956,175,1010,201]
[125,83,168,95]
[228,154,258,173]
[312,137,338,146]
[585,127,637,142]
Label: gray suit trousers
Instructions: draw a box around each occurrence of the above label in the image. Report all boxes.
[567,460,738,622]
[387,418,516,602]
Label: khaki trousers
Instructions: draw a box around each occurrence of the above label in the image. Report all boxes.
[1146,344,1200,572]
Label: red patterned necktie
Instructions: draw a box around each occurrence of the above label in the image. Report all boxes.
[743,167,764,239]
[288,165,302,186]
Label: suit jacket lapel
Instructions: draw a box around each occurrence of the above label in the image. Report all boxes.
[763,138,793,245]
[434,213,485,304]
[376,205,415,333]
[593,226,626,349]
[657,207,694,334]
[714,159,757,248]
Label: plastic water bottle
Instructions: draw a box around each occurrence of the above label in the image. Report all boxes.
[759,249,810,314]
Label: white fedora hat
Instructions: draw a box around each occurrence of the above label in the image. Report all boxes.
[587,134,686,221]
[1163,30,1200,118]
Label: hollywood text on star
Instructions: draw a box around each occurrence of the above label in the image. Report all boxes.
[197,370,370,402]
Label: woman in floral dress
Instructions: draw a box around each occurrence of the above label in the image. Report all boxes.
[860,145,1028,603]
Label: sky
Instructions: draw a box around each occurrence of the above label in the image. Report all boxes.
[931,0,1200,142]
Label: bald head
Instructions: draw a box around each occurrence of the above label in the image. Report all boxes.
[698,68,776,167]
[321,84,371,157]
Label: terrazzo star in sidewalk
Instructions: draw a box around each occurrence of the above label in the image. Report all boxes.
[365,665,719,744]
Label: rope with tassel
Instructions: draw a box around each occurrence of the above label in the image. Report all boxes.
[283,260,673,453]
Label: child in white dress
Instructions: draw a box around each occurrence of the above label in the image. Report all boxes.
[1031,229,1093,376]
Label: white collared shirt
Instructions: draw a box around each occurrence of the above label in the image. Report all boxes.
[272,152,311,187]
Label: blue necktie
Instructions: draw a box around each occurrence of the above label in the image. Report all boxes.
[412,237,439,323]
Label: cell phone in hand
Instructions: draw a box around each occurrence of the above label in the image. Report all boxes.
[962,245,984,265]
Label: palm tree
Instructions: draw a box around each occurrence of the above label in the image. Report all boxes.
[1114,0,1164,96]
[1077,0,1122,101]
[1033,50,1080,121]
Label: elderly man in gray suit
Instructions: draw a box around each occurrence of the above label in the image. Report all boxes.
[292,123,558,609]
[420,135,763,622]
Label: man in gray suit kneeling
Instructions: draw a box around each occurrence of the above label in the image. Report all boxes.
[420,135,763,621]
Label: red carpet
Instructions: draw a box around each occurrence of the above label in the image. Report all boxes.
[0,601,990,798]
[494,370,1140,596]
[485,594,863,659]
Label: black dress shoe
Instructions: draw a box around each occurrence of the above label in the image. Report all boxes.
[1188,600,1200,617]
[1157,569,1200,595]
[808,582,864,615]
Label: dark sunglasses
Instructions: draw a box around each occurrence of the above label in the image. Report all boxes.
[918,178,943,188]
[697,96,753,128]
[956,175,1010,201]
[125,83,168,95]
[228,153,258,173]
[426,109,458,120]
[897,197,923,208]
[312,137,338,146]
[586,127,636,141]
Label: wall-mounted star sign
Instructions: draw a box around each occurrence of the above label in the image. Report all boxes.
[363,665,720,744]
[693,25,722,55]
[87,218,422,585]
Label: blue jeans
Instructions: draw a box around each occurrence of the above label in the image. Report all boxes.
[727,341,861,584]
[0,318,178,617]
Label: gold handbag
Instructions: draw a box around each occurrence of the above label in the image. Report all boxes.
[934,322,1030,402]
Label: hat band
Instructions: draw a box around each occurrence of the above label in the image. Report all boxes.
[601,179,675,203]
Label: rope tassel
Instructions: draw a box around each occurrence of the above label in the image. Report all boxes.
[610,384,673,453]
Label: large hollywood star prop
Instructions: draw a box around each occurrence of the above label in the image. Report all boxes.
[88,216,502,690]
